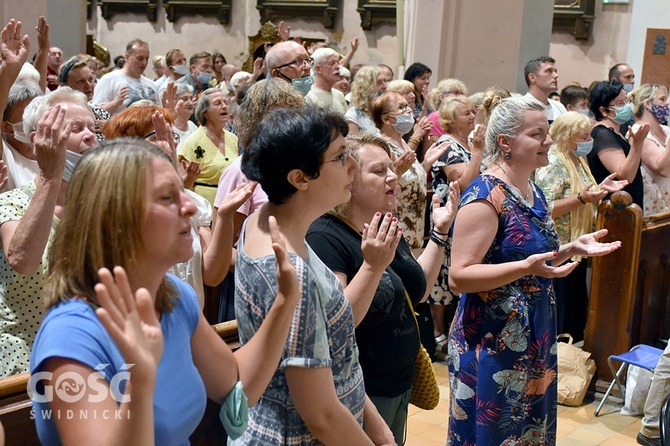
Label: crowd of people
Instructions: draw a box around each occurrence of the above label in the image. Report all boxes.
[0,12,668,446]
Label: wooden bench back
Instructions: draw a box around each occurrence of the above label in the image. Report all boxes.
[0,320,240,445]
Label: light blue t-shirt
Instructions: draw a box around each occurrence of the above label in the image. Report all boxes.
[29,275,206,446]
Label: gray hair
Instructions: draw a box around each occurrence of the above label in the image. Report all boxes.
[194,88,224,125]
[484,96,545,165]
[311,48,339,67]
[23,87,89,135]
[175,83,194,96]
[3,80,43,122]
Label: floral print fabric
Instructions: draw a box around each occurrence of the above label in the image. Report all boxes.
[447,175,560,446]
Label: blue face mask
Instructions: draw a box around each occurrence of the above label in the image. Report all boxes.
[574,139,593,157]
[291,75,314,96]
[196,71,213,85]
[611,103,633,124]
[622,83,634,93]
[577,108,591,117]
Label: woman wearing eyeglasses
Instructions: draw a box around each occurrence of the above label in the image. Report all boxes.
[373,92,449,249]
[179,88,239,206]
[587,80,649,207]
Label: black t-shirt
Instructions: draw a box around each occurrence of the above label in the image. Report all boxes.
[306,214,426,397]
[587,125,643,206]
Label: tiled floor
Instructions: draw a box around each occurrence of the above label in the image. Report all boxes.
[406,362,643,446]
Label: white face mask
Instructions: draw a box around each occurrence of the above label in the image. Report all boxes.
[63,150,84,182]
[9,121,31,144]
[391,113,415,135]
[172,65,189,76]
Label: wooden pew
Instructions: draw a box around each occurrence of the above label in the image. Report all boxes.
[0,320,240,445]
[585,191,670,384]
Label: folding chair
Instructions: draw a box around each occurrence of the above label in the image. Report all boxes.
[594,344,663,416]
[661,393,670,446]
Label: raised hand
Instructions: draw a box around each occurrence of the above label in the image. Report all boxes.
[277,20,291,42]
[150,110,177,161]
[361,212,403,272]
[35,16,49,51]
[1,18,30,66]
[217,182,257,217]
[349,37,360,54]
[392,149,416,177]
[431,181,460,233]
[413,116,431,139]
[630,122,650,148]
[161,82,177,112]
[180,160,201,189]
[268,216,299,305]
[469,124,486,154]
[252,57,265,80]
[422,140,450,172]
[95,267,163,384]
[33,104,71,181]
[598,172,627,193]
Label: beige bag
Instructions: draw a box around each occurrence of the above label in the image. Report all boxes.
[557,333,596,406]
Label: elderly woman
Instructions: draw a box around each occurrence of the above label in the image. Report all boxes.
[29,139,300,444]
[387,79,431,158]
[536,111,626,342]
[403,63,432,120]
[307,132,459,445]
[179,87,239,205]
[171,83,198,144]
[587,80,649,207]
[629,84,670,215]
[345,65,388,134]
[426,78,468,145]
[235,106,394,445]
[447,97,622,445]
[373,92,448,249]
[0,88,97,377]
[428,95,486,353]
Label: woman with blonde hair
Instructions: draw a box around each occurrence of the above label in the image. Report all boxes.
[476,86,511,126]
[629,83,670,215]
[536,111,626,341]
[345,65,387,134]
[426,78,468,145]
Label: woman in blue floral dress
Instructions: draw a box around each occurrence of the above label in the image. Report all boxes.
[447,97,622,446]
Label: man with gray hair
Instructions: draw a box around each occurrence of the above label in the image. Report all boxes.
[92,38,157,115]
[265,40,313,96]
[304,47,347,114]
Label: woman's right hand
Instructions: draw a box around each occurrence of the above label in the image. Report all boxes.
[33,104,71,181]
[361,212,402,272]
[392,149,416,177]
[523,251,579,279]
[629,122,650,149]
[579,182,607,203]
[268,216,300,306]
[94,267,164,385]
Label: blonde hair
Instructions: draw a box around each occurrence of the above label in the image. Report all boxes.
[438,96,472,134]
[44,139,177,311]
[350,65,382,111]
[387,80,414,95]
[479,86,511,126]
[549,111,599,246]
[430,78,468,109]
[630,83,668,119]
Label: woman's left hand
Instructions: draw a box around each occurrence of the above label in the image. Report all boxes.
[432,181,460,233]
[598,173,628,193]
[569,228,621,258]
[150,110,177,161]
[421,140,450,173]
[392,149,416,177]
[216,182,257,217]
[413,116,431,139]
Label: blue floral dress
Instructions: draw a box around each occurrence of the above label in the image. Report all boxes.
[447,174,560,446]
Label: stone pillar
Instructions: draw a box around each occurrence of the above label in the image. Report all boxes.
[404,0,553,94]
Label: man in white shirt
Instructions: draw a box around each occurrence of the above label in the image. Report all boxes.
[92,39,157,115]
[523,56,566,126]
[305,48,348,114]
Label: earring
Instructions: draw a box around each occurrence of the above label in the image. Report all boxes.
[503,152,511,160]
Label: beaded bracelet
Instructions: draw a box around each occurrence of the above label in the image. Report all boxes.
[577,192,586,205]
[429,230,448,247]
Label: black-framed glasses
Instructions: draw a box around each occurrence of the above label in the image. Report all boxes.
[144,130,180,143]
[275,57,314,71]
[382,104,411,115]
[325,148,351,166]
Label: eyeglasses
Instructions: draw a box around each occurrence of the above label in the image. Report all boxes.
[609,100,631,109]
[275,57,314,71]
[325,148,351,167]
[382,104,411,114]
[144,130,180,143]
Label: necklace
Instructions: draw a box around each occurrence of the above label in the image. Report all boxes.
[497,164,531,201]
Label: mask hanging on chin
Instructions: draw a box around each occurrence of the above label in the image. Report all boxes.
[291,75,314,96]
[196,71,213,85]
[63,150,84,182]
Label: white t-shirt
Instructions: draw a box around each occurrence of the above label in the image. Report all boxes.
[524,92,567,125]
[305,85,348,114]
[1,140,38,193]
[92,70,158,115]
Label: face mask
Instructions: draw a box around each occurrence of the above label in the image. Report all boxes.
[574,140,593,157]
[611,103,633,124]
[9,121,31,144]
[63,150,84,182]
[172,65,189,76]
[650,103,670,125]
[291,75,314,96]
[577,109,591,117]
[391,113,415,135]
[622,83,634,93]
[196,71,213,85]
